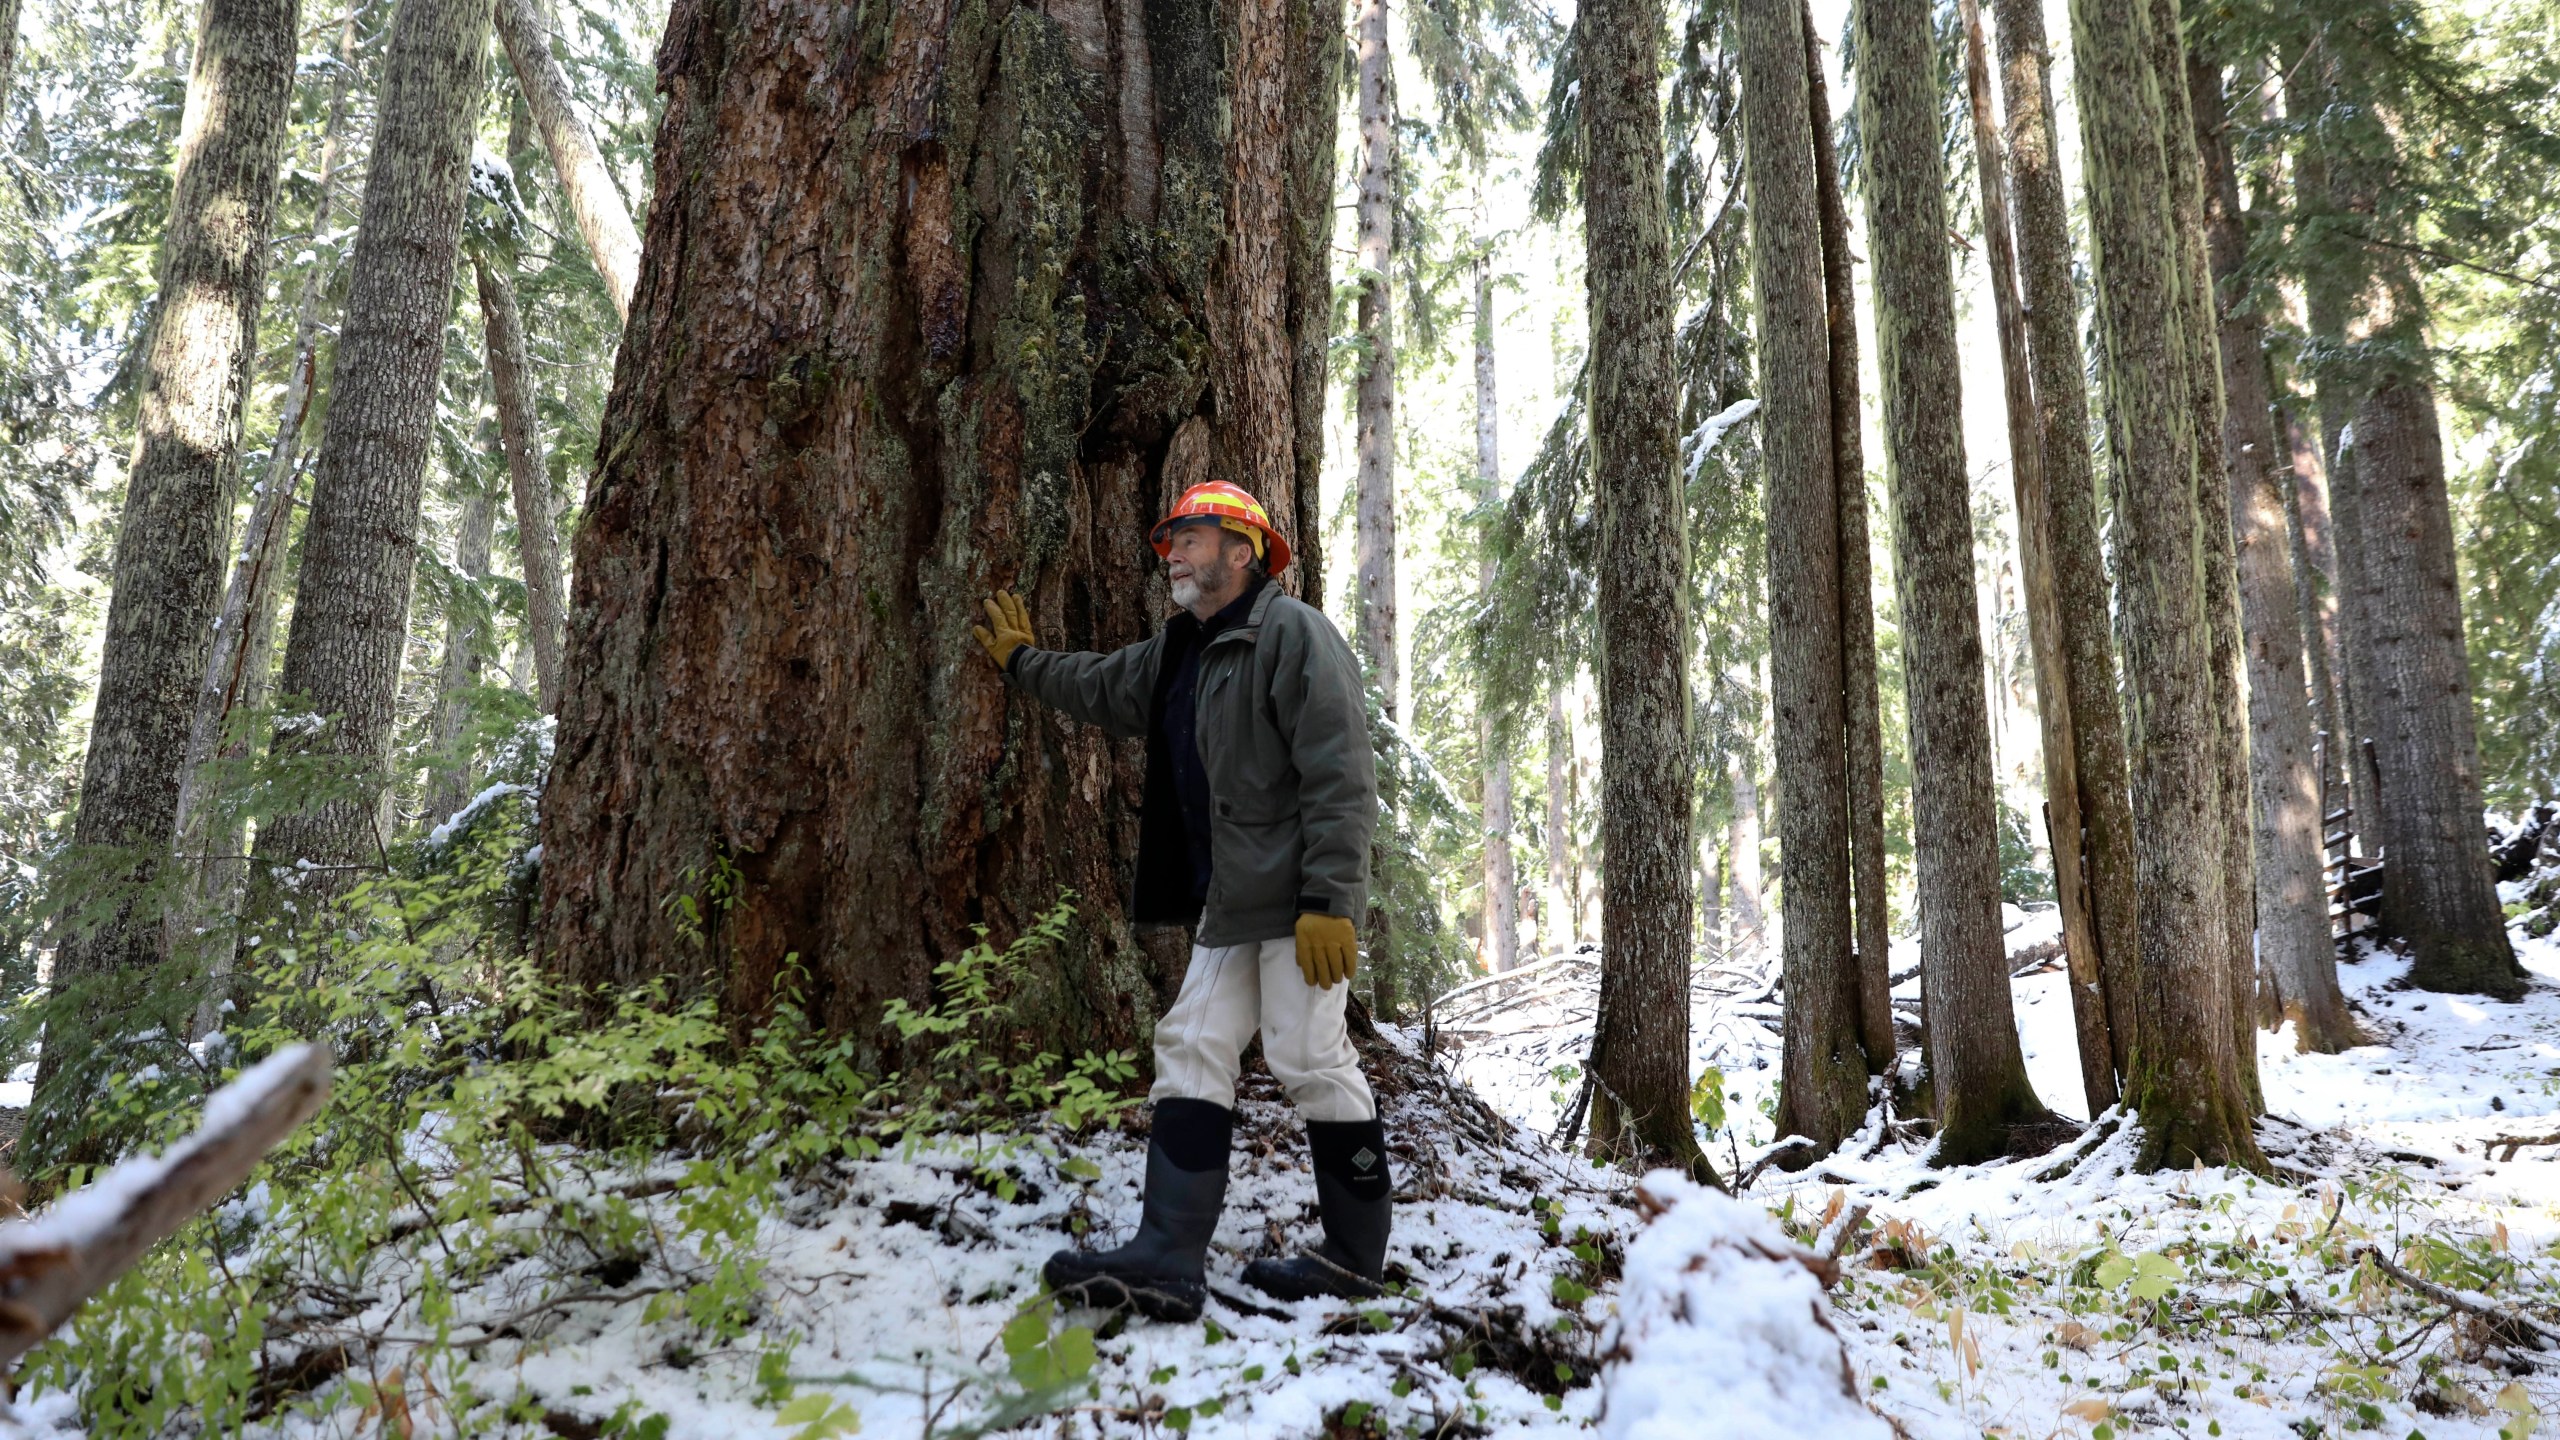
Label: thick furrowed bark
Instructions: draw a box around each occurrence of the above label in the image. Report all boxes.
[539,0,1335,1058]
[1741,0,1865,1153]
[1857,0,2051,1165]
[2350,373,2522,999]
[1992,0,2142,1086]
[2067,0,2262,1172]
[2146,0,2259,1113]
[1963,0,2113,1115]
[1584,0,1709,1178]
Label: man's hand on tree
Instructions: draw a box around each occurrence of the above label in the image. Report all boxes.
[973,590,1034,669]
[1294,913,1359,989]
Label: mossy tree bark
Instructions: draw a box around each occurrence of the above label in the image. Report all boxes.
[2147,0,2259,1110]
[34,0,302,1155]
[537,0,1341,1057]
[2068,0,2263,1170]
[1961,0,2113,1115]
[1803,0,1895,1076]
[2188,53,2359,1051]
[1582,0,1710,1179]
[1856,0,2051,1165]
[1739,0,1865,1154]
[1992,0,2144,1088]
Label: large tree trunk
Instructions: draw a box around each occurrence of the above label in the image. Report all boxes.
[1855,0,2050,1165]
[1961,0,2113,1116]
[2067,0,2261,1171]
[2189,53,2357,1051]
[424,475,498,825]
[254,0,490,888]
[1475,253,1519,973]
[473,252,568,710]
[1739,0,1864,1153]
[1582,0,1707,1177]
[34,0,301,1153]
[1992,0,2143,1087]
[538,0,1341,1053]
[2348,369,2522,997]
[1802,0,1894,1078]
[1352,0,1397,718]
[494,0,641,319]
[2146,0,2259,1112]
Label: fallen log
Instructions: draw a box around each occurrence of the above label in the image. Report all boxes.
[0,1045,332,1371]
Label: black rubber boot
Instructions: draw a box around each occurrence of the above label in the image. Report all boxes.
[1044,1098,1231,1321]
[1243,1116,1393,1302]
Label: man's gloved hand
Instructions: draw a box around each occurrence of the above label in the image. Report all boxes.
[973,590,1035,670]
[1294,913,1360,989]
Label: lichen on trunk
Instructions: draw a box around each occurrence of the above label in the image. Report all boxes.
[538,0,1340,1063]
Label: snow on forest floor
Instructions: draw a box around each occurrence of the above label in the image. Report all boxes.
[10,909,2560,1437]
[1446,911,2560,1439]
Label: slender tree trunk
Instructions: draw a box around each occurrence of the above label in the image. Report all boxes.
[493,0,640,319]
[1728,755,1765,938]
[1352,0,1397,718]
[1802,0,1894,1077]
[2189,53,2357,1051]
[1475,254,1519,973]
[172,0,362,907]
[2146,0,2259,1110]
[2349,369,2522,997]
[2282,408,2350,818]
[1582,0,1708,1177]
[1547,682,1574,945]
[1992,0,2142,1090]
[0,0,19,119]
[1962,0,2113,1116]
[539,0,1339,1050]
[253,0,491,886]
[473,253,567,710]
[34,0,301,1154]
[424,477,497,825]
[2068,0,2261,1170]
[1856,0,2050,1164]
[1739,0,1864,1151]
[1700,833,1723,952]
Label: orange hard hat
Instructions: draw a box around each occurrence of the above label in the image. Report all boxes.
[1150,481,1292,573]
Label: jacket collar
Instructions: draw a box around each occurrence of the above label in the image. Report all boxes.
[1171,575,1274,648]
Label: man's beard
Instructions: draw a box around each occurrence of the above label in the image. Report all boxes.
[1171,553,1233,611]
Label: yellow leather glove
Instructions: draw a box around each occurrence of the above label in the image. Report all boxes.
[973,590,1034,669]
[1294,912,1360,989]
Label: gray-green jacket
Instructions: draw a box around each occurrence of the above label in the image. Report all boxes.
[1004,583,1376,947]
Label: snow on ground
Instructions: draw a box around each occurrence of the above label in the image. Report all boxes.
[1446,915,2560,1439]
[10,901,2559,1436]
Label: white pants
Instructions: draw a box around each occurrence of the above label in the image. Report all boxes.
[1150,935,1377,1123]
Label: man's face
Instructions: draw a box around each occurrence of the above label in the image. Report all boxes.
[1166,523,1251,611]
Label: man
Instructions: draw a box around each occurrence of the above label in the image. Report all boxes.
[971,481,1391,1321]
